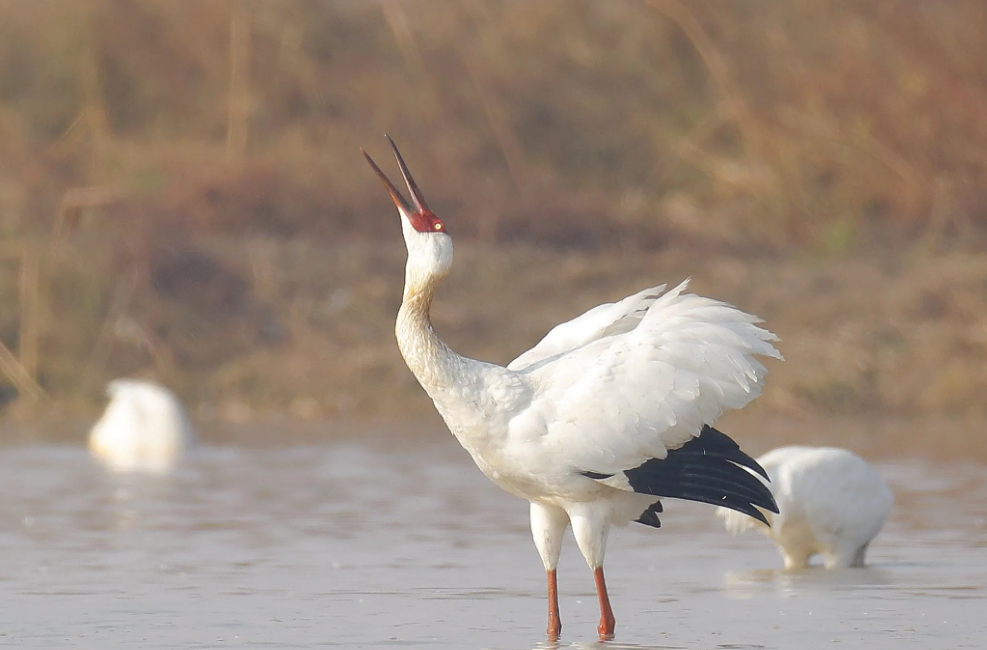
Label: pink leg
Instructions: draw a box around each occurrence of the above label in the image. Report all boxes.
[594,566,615,639]
[546,569,562,639]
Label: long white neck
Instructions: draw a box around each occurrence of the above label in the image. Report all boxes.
[395,243,523,460]
[395,276,466,393]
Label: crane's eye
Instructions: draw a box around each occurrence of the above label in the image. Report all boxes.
[434,223,443,231]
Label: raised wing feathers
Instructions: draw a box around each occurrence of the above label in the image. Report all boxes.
[507,285,665,372]
[508,280,781,476]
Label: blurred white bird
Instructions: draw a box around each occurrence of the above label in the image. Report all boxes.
[364,137,782,640]
[88,379,195,473]
[718,445,894,569]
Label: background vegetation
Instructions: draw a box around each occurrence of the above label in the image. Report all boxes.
[1,0,986,434]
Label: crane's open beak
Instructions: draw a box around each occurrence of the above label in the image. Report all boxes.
[361,135,430,215]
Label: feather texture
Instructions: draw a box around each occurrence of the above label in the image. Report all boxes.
[498,280,782,491]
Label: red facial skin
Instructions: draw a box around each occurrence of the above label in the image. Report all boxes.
[408,209,446,234]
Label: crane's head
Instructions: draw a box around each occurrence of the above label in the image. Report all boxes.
[362,136,453,288]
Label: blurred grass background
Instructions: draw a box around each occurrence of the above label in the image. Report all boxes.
[1,0,986,432]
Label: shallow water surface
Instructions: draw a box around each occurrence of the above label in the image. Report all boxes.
[0,438,984,649]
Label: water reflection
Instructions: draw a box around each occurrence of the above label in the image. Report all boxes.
[723,566,896,595]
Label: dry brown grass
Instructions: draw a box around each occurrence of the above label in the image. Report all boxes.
[3,1,987,246]
[18,236,987,419]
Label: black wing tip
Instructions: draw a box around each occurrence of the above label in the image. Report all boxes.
[697,425,771,481]
[622,425,779,520]
[580,426,779,522]
[740,453,771,482]
[733,501,772,527]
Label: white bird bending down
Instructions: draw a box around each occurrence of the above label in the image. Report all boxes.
[88,379,195,473]
[363,137,782,640]
[718,446,893,569]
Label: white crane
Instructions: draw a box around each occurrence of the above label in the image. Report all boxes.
[88,379,195,473]
[362,137,782,640]
[718,445,894,569]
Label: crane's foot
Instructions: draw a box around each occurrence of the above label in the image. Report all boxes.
[546,618,561,641]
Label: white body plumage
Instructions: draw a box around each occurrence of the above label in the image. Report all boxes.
[88,379,195,473]
[718,446,894,569]
[364,137,781,639]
